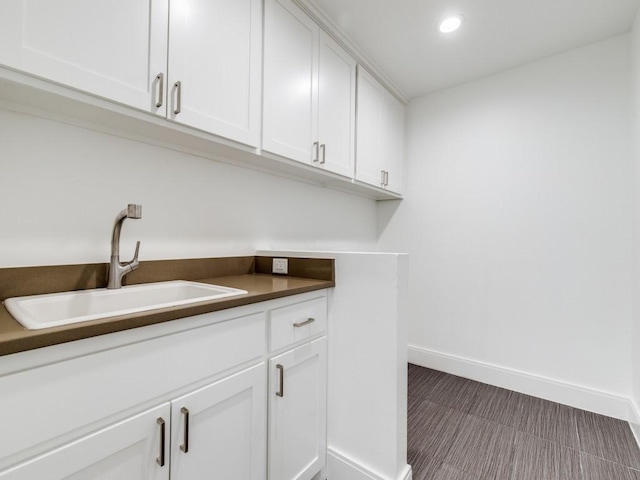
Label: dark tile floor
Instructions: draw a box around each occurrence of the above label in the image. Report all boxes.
[408,364,640,480]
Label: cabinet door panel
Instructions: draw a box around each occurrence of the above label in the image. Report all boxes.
[0,404,170,480]
[317,32,356,178]
[355,67,385,187]
[0,0,168,114]
[168,0,262,146]
[269,338,327,480]
[171,363,266,480]
[263,0,319,163]
[382,93,405,194]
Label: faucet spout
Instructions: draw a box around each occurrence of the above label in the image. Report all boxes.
[107,204,142,289]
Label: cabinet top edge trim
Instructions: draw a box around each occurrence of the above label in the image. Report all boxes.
[292,0,409,105]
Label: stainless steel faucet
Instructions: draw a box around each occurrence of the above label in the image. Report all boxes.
[107,204,142,289]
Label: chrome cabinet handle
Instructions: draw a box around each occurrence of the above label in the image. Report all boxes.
[293,317,315,328]
[155,73,164,108]
[320,144,326,164]
[312,142,319,162]
[276,364,284,397]
[156,417,166,467]
[180,407,190,453]
[174,81,182,115]
[380,170,389,187]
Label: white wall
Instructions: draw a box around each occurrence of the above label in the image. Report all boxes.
[379,35,634,415]
[630,11,640,436]
[0,106,378,268]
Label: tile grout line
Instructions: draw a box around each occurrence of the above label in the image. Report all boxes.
[579,451,640,473]
[430,402,470,476]
[507,427,519,480]
[574,413,584,478]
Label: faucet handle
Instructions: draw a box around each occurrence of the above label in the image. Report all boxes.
[126,241,141,271]
[127,204,142,219]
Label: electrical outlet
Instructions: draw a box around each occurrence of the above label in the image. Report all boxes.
[272,258,288,275]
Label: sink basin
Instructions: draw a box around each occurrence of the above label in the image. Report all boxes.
[4,280,248,330]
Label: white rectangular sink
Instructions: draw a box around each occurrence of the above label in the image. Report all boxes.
[4,280,248,330]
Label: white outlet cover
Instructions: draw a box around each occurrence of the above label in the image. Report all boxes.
[272,258,288,274]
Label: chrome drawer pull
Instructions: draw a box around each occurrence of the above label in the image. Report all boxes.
[156,417,166,467]
[155,73,164,108]
[180,407,190,453]
[174,81,182,115]
[293,317,315,328]
[276,364,284,397]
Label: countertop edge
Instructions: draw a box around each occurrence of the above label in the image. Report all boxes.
[0,275,334,357]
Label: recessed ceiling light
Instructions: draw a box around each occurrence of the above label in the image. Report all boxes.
[439,15,464,34]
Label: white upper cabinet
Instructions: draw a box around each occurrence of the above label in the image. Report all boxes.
[263,0,319,164]
[263,0,356,177]
[317,32,356,178]
[0,0,262,145]
[355,67,405,194]
[382,91,405,194]
[0,0,168,115]
[0,0,402,198]
[167,0,262,147]
[355,67,385,188]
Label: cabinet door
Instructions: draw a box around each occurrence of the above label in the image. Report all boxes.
[0,0,168,115]
[382,93,405,194]
[355,67,385,187]
[317,32,356,178]
[269,337,327,480]
[167,0,262,147]
[170,363,267,480]
[0,404,170,480]
[263,0,319,164]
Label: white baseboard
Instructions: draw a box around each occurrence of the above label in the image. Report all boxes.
[629,400,640,450]
[409,345,633,421]
[327,448,412,480]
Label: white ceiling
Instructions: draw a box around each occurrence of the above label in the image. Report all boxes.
[308,0,640,100]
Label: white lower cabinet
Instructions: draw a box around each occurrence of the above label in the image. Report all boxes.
[0,364,267,480]
[170,363,266,480]
[0,403,171,480]
[0,291,328,480]
[267,295,328,480]
[268,337,327,480]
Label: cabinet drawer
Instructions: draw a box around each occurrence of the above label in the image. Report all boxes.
[269,296,327,352]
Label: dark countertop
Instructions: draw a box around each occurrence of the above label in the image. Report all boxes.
[0,256,334,357]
